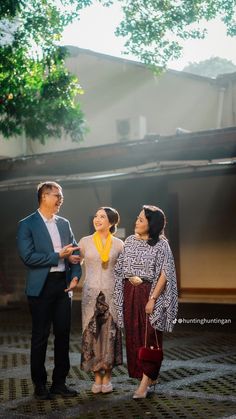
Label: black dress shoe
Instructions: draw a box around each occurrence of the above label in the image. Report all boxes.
[50,384,78,398]
[34,384,52,400]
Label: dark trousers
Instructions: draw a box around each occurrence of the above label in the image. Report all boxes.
[28,272,71,386]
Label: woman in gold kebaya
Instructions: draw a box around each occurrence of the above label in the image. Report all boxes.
[79,207,123,394]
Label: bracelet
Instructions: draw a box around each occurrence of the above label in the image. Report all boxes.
[150,295,156,301]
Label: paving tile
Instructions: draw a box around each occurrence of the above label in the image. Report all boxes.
[0,305,235,418]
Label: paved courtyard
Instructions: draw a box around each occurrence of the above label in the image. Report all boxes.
[0,302,235,418]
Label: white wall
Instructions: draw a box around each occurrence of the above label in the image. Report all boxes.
[0,134,26,158]
[168,174,236,292]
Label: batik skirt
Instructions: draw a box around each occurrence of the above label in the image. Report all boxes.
[123,280,163,380]
[81,291,123,372]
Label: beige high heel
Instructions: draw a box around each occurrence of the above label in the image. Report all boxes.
[101,382,113,394]
[148,379,158,391]
[91,383,102,394]
[133,389,148,399]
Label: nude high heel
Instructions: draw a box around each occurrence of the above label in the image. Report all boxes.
[133,389,148,399]
[91,383,102,394]
[148,379,158,391]
[101,382,113,394]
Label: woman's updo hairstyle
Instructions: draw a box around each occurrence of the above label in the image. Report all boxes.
[143,205,166,246]
[100,207,120,234]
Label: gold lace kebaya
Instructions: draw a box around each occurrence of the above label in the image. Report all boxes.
[93,231,112,269]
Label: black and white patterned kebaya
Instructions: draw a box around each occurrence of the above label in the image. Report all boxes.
[114,235,178,332]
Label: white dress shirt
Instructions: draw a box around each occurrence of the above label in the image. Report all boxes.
[38,210,65,272]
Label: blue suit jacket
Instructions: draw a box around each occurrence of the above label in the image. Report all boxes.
[17,211,81,296]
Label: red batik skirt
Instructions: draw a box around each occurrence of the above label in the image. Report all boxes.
[123,280,163,380]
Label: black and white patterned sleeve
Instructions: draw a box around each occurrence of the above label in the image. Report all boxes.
[113,249,125,328]
[149,239,178,332]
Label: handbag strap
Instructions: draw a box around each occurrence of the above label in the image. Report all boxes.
[145,314,159,348]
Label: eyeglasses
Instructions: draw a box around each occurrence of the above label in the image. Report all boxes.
[45,193,64,200]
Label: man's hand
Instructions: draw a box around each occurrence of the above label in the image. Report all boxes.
[59,244,80,259]
[65,277,78,292]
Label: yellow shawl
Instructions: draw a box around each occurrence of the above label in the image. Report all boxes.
[93,231,112,265]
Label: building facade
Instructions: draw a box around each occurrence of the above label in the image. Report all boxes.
[0,129,235,304]
[0,48,235,305]
[1,47,236,157]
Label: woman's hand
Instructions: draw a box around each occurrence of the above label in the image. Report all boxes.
[68,254,81,264]
[145,298,155,314]
[64,277,78,292]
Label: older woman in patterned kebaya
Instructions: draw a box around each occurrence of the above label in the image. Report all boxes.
[114,205,178,399]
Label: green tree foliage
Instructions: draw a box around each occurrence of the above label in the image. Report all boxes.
[114,0,236,68]
[1,0,236,143]
[184,57,236,78]
[0,0,92,143]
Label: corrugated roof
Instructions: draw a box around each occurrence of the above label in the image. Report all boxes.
[0,127,235,182]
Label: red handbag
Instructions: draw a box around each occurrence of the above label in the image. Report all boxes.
[138,315,163,364]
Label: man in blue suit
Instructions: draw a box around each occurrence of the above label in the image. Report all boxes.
[17,181,81,400]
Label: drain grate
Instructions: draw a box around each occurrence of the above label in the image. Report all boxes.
[164,345,232,360]
[178,373,236,396]
[159,367,209,383]
[1,353,28,369]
